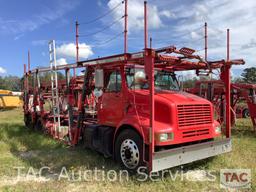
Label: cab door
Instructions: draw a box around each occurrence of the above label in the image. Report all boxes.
[98,69,124,126]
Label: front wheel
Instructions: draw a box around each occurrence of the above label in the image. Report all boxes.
[115,129,144,172]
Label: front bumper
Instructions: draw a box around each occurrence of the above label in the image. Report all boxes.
[152,138,231,172]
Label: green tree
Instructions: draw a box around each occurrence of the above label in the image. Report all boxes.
[241,67,256,83]
[39,72,65,83]
[182,77,197,88]
[232,77,244,83]
[0,76,21,91]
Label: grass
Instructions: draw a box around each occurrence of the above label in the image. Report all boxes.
[0,108,255,192]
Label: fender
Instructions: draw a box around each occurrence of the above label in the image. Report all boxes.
[114,113,149,144]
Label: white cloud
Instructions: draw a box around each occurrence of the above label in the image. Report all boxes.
[159,10,176,19]
[165,0,256,73]
[192,4,209,22]
[56,58,67,66]
[102,0,256,75]
[190,31,201,40]
[241,38,256,49]
[178,70,197,81]
[108,0,172,30]
[0,67,7,74]
[56,43,93,59]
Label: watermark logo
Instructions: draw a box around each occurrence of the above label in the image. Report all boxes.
[220,169,251,189]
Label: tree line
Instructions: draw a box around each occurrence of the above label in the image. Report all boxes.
[0,76,21,91]
[0,72,65,92]
[180,67,256,88]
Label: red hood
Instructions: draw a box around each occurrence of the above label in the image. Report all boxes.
[132,90,211,105]
[155,90,210,104]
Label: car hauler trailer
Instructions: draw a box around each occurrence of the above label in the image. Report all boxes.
[187,80,256,132]
[22,1,245,172]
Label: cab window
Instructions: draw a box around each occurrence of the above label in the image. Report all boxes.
[126,67,179,91]
[105,70,122,92]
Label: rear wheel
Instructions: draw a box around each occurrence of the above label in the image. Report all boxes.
[35,118,43,132]
[24,114,34,130]
[242,108,250,118]
[115,129,144,172]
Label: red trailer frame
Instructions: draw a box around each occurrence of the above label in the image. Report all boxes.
[187,80,256,132]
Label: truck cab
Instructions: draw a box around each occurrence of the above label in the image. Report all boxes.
[91,65,221,171]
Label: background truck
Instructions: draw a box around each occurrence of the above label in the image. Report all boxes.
[187,80,256,132]
[0,89,22,109]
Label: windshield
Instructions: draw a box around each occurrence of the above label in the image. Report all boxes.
[126,67,180,91]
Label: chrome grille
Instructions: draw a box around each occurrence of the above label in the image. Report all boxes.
[177,104,212,128]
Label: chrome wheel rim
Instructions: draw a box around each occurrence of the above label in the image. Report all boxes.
[120,139,140,169]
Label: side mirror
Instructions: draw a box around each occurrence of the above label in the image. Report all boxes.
[94,89,103,98]
[95,69,104,88]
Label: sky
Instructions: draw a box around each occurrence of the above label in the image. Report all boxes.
[0,0,255,77]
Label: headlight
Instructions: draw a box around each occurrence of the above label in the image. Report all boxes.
[156,132,174,142]
[159,133,168,142]
[215,126,222,134]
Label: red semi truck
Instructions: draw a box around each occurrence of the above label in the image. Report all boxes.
[23,44,244,172]
[22,0,246,173]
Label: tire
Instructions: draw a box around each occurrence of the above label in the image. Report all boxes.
[242,109,250,118]
[35,118,43,132]
[24,114,34,130]
[115,129,144,173]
